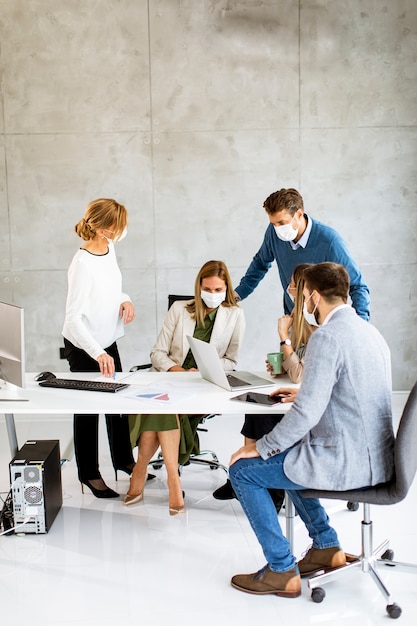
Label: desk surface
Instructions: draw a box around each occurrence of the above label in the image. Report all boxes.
[1,372,296,458]
[1,371,296,415]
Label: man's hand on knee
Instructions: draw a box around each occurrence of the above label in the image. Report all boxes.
[229,443,260,466]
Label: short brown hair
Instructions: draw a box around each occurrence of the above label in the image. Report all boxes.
[303,263,350,303]
[263,188,304,216]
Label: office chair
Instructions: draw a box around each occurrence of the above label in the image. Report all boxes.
[130,294,228,476]
[296,381,417,619]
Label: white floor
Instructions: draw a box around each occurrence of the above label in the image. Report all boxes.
[1,392,416,626]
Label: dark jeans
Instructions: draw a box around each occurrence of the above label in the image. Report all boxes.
[229,450,339,572]
[64,338,134,482]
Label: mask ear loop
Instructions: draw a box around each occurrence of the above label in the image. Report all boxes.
[311,294,320,316]
[305,291,320,316]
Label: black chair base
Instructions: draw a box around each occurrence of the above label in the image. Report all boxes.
[149,449,228,475]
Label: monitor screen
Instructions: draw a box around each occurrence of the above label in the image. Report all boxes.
[0,301,25,390]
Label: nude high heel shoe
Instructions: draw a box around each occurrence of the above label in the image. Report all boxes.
[169,505,186,516]
[123,492,144,506]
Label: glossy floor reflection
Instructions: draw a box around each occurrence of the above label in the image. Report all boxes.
[1,393,416,626]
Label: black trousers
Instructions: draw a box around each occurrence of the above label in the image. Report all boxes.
[241,413,284,440]
[241,413,285,512]
[64,338,134,482]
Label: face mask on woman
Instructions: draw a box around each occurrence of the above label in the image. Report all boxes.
[102,227,128,244]
[286,285,295,303]
[201,290,226,309]
[117,227,128,242]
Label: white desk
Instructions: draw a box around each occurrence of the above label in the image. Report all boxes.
[1,371,297,548]
[1,371,295,457]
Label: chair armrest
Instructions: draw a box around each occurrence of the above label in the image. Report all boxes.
[129,364,152,372]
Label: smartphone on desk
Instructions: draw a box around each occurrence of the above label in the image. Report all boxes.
[230,392,286,406]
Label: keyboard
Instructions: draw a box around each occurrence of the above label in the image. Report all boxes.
[226,374,248,388]
[38,378,129,393]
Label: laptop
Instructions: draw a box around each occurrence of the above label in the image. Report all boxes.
[187,336,275,392]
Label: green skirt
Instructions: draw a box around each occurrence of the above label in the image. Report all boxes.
[128,413,206,466]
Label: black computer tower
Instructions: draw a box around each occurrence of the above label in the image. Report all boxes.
[9,440,63,533]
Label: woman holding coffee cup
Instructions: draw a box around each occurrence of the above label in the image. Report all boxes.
[268,262,316,383]
[213,263,316,506]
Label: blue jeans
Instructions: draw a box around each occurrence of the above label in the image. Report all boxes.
[229,449,340,572]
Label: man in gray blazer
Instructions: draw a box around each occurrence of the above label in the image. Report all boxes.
[228,262,394,599]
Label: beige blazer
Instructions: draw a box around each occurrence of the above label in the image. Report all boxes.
[150,300,245,372]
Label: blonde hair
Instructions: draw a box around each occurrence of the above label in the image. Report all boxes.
[186,260,237,328]
[291,263,316,352]
[74,198,128,241]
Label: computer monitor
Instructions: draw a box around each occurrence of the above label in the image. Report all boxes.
[0,301,26,399]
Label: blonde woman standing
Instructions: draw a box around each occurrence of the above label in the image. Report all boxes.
[62,198,136,498]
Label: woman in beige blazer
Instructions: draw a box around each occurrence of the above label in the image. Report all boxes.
[125,260,245,515]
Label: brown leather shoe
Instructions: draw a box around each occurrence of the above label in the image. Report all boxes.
[231,565,301,598]
[298,546,347,578]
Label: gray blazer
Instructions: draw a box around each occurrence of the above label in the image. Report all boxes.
[150,300,245,372]
[257,307,395,490]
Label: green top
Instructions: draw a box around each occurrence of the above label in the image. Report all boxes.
[129,307,220,464]
[181,307,218,369]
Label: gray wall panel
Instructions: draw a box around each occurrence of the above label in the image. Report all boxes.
[0,0,415,390]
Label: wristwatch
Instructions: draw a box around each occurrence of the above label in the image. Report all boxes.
[280,339,291,346]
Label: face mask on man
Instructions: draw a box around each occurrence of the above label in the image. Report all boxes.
[303,292,320,326]
[201,290,226,309]
[274,217,299,242]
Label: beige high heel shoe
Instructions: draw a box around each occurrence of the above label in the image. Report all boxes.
[123,492,144,506]
[169,505,186,516]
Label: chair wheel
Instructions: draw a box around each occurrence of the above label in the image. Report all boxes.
[347,501,359,511]
[311,587,326,603]
[386,603,402,619]
[381,549,395,561]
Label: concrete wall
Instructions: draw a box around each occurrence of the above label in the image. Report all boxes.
[0,0,416,390]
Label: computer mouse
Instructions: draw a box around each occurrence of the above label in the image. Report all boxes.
[34,371,57,382]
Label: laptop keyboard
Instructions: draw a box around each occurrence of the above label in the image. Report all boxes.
[226,374,248,388]
[38,378,129,393]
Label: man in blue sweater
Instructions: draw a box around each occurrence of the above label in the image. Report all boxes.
[213,188,370,501]
[234,187,370,321]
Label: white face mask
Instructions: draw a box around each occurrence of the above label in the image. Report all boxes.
[102,227,128,243]
[116,227,128,242]
[303,292,320,326]
[201,290,226,309]
[286,285,295,303]
[274,217,299,242]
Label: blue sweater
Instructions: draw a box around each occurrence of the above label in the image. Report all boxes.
[235,216,370,320]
